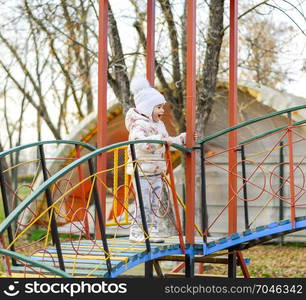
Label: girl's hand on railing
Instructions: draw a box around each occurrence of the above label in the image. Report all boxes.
[164,138,174,146]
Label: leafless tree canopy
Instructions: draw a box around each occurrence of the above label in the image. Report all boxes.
[0,0,304,147]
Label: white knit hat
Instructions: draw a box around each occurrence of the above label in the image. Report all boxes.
[130,76,166,118]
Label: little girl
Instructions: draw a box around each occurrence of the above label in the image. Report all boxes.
[125,76,186,243]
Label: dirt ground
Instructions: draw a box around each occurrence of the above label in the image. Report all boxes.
[122,243,306,278]
[206,243,306,278]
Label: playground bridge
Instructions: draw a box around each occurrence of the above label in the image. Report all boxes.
[1,105,306,278]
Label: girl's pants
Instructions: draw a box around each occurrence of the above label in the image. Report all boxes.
[132,174,162,228]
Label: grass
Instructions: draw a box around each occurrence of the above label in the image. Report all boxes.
[0,181,32,223]
[206,243,306,278]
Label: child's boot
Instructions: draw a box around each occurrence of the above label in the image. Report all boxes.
[129,225,144,242]
[149,225,164,243]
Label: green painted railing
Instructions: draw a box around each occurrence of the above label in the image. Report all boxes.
[197,104,306,144]
[0,248,71,277]
[240,119,306,145]
[0,140,97,158]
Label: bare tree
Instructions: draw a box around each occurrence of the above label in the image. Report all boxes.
[0,0,304,146]
[239,18,294,87]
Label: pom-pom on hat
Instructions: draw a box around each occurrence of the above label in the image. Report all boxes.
[130,76,166,119]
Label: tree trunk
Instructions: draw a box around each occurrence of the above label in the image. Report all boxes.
[197,0,225,135]
[108,4,132,115]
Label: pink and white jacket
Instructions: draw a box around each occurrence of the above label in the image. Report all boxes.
[125,108,186,176]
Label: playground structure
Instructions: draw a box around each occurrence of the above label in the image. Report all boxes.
[1,0,306,278]
[1,105,306,278]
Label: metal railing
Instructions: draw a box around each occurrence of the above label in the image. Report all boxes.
[0,140,190,277]
[198,105,306,242]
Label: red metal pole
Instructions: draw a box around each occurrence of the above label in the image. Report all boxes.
[228,3,250,278]
[97,0,108,236]
[236,251,250,278]
[185,0,196,245]
[146,0,155,85]
[287,112,296,228]
[165,146,185,252]
[228,0,238,235]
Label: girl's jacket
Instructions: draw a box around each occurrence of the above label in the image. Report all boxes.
[125,108,186,176]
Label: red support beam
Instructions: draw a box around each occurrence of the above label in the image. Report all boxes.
[287,113,296,228]
[165,146,185,252]
[146,0,155,85]
[228,1,250,278]
[185,0,196,245]
[96,0,108,235]
[228,0,238,234]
